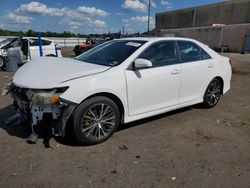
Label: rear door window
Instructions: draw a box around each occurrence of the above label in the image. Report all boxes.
[29,39,52,46]
[30,39,39,46]
[42,40,52,46]
[177,41,211,63]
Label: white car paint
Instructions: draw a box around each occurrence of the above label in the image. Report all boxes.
[0,37,62,65]
[125,64,181,116]
[11,37,232,124]
[13,57,109,89]
[23,37,62,58]
[26,37,62,58]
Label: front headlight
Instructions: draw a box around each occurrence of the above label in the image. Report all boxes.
[26,87,69,104]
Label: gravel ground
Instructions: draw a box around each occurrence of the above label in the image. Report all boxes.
[0,51,249,188]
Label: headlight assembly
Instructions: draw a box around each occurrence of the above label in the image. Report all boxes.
[1,49,8,56]
[26,86,69,104]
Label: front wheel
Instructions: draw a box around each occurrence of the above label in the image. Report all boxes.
[75,51,81,56]
[72,96,120,145]
[203,78,222,108]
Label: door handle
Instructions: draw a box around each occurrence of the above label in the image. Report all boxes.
[171,69,180,75]
[208,63,214,68]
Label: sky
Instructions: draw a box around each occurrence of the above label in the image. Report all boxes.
[0,0,226,34]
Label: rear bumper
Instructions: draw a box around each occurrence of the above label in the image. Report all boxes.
[223,64,232,95]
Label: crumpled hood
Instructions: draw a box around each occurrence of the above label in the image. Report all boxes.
[13,57,109,89]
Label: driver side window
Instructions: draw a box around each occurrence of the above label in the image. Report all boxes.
[138,41,179,67]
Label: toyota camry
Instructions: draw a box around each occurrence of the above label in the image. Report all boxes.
[3,37,232,145]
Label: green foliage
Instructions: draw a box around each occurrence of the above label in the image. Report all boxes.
[0,28,155,38]
[0,28,94,38]
[142,28,156,36]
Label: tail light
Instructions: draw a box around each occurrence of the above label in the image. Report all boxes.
[56,46,61,51]
[229,59,232,65]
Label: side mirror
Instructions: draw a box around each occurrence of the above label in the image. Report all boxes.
[133,58,152,69]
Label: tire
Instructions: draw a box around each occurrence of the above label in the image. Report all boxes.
[72,96,120,145]
[203,78,222,108]
[45,54,56,57]
[75,52,81,56]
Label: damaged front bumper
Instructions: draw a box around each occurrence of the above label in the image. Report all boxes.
[2,82,76,138]
[2,77,12,96]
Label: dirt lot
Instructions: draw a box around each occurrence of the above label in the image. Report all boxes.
[0,51,249,188]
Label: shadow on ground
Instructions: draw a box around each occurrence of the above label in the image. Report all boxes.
[0,104,56,148]
[0,104,193,147]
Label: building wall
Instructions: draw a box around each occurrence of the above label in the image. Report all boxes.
[159,24,250,53]
[156,0,250,52]
[156,0,250,31]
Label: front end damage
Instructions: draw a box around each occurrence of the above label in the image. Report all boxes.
[2,82,76,143]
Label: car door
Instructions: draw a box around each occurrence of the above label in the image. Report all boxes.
[20,39,30,61]
[177,40,214,104]
[29,39,40,58]
[41,39,54,55]
[125,40,181,116]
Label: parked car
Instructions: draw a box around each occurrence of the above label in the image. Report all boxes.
[73,39,96,56]
[73,33,121,56]
[4,37,232,145]
[0,37,62,70]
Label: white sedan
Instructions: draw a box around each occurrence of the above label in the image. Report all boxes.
[6,37,232,145]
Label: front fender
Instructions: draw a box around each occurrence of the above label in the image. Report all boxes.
[58,69,128,118]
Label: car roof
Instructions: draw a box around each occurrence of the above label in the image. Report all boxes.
[116,37,199,43]
[22,37,53,41]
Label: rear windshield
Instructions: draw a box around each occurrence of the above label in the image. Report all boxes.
[75,40,146,67]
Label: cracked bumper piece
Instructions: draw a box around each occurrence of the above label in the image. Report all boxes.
[9,84,76,136]
[2,78,13,96]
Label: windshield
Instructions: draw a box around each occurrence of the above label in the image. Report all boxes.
[75,40,146,67]
[0,38,14,47]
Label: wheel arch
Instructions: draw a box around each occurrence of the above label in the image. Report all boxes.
[63,91,125,138]
[45,54,56,57]
[83,92,125,123]
[213,76,224,94]
[0,55,4,61]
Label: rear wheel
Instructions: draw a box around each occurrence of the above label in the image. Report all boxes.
[203,78,222,108]
[72,96,120,145]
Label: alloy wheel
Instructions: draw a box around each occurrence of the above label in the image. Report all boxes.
[81,103,116,140]
[206,80,221,106]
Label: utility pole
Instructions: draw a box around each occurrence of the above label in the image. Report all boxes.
[147,0,151,33]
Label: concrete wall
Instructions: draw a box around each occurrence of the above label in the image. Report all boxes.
[159,24,250,53]
[156,0,250,31]
[156,0,250,52]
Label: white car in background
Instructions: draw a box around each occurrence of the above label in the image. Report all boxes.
[5,37,232,145]
[0,37,62,70]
